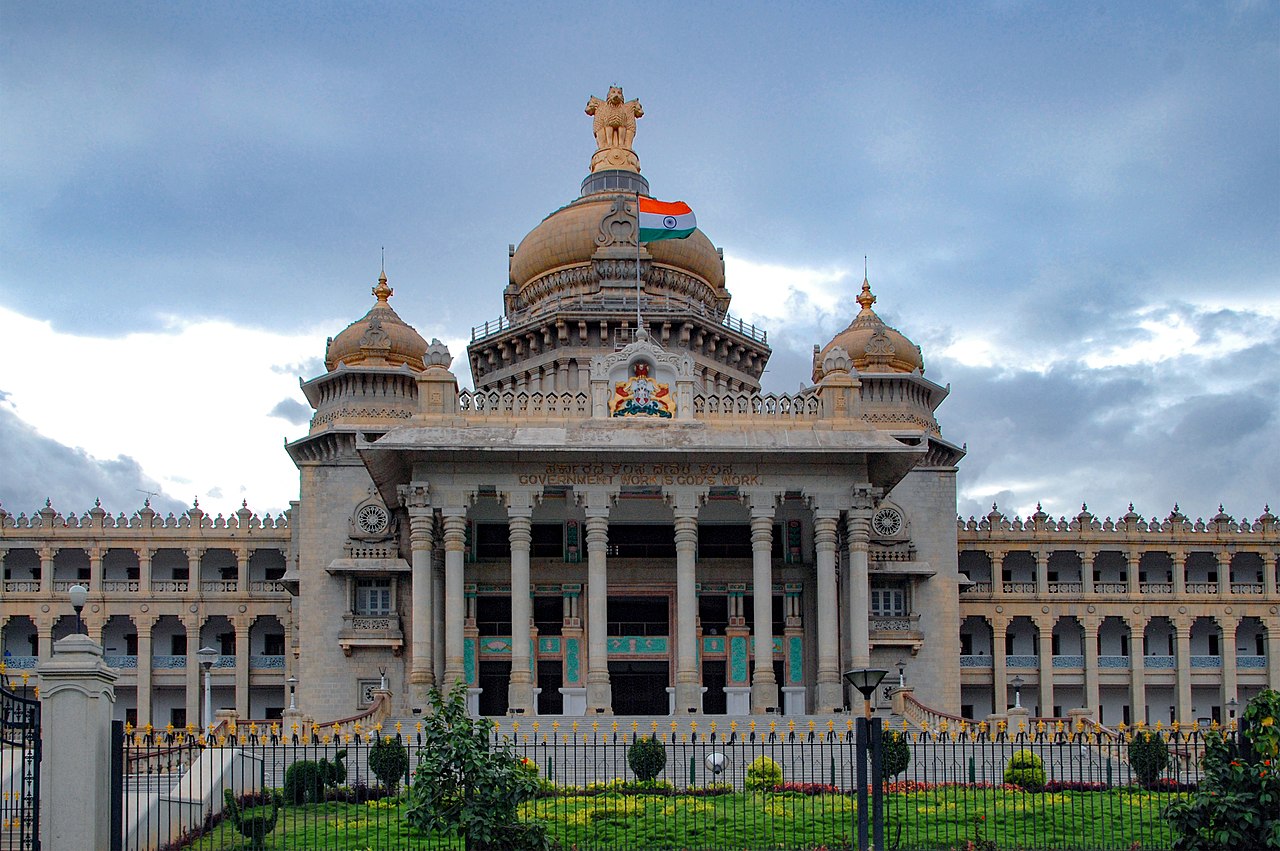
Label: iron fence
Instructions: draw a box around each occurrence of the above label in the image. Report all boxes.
[0,678,40,851]
[116,719,1218,850]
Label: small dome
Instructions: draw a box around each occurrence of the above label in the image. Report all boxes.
[509,194,725,293]
[325,272,429,372]
[817,277,923,377]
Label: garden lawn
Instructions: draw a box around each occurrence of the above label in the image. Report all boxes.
[174,788,1184,850]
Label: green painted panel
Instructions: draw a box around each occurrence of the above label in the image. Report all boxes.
[702,636,726,653]
[606,636,668,654]
[464,637,476,684]
[730,636,747,683]
[478,637,512,654]
[789,636,804,684]
[565,638,581,683]
[538,637,561,653]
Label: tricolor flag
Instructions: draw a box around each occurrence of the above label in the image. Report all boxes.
[637,197,696,242]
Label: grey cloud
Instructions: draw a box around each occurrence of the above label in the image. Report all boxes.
[268,398,311,426]
[0,403,185,517]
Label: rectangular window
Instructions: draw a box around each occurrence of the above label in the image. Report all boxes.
[171,633,187,656]
[170,708,186,728]
[355,578,393,616]
[533,596,562,636]
[475,523,511,560]
[124,633,139,656]
[531,523,564,558]
[609,524,676,558]
[697,525,752,559]
[1207,634,1219,656]
[476,596,512,636]
[869,587,906,617]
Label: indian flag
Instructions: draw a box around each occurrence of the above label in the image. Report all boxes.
[637,197,696,242]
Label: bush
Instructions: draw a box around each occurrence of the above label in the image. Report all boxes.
[1129,729,1170,787]
[1164,689,1280,850]
[368,736,409,794]
[627,736,667,782]
[222,789,281,850]
[745,755,783,791]
[881,730,911,779]
[1003,749,1046,791]
[283,749,347,804]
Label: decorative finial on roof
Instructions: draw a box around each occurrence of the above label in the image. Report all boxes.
[1128,502,1135,511]
[856,275,876,312]
[585,86,644,173]
[373,268,393,304]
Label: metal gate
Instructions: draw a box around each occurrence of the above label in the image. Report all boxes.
[0,681,40,851]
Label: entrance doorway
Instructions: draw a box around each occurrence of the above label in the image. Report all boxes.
[478,661,509,716]
[702,660,727,714]
[537,661,563,715]
[608,661,669,715]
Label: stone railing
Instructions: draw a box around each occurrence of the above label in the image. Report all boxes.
[151,655,187,669]
[3,580,41,593]
[105,655,139,669]
[0,503,289,531]
[1052,655,1084,668]
[1047,582,1082,594]
[958,506,1279,536]
[692,392,821,421]
[1140,582,1173,594]
[250,655,285,669]
[1185,582,1217,594]
[101,580,141,592]
[1006,655,1039,668]
[1002,582,1036,594]
[869,614,920,632]
[1231,583,1264,594]
[960,582,992,594]
[1097,655,1131,668]
[1143,655,1175,669]
[1237,655,1267,669]
[959,655,993,668]
[151,580,189,593]
[1190,655,1222,669]
[1095,582,1128,594]
[458,389,591,418]
[249,579,288,593]
[471,302,768,345]
[1,656,38,670]
[201,580,238,594]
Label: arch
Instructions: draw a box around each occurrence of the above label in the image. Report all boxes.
[1189,616,1223,661]
[102,547,140,589]
[249,615,287,666]
[959,614,993,658]
[1046,550,1082,584]
[958,550,992,585]
[1052,616,1084,656]
[52,547,89,588]
[0,615,38,664]
[1144,616,1176,659]
[1097,615,1132,658]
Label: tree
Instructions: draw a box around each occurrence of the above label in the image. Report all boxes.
[1128,729,1170,787]
[881,730,911,779]
[404,686,551,851]
[626,736,667,782]
[369,735,410,794]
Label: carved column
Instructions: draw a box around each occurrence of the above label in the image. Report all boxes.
[845,507,872,670]
[39,546,54,594]
[1172,551,1186,596]
[184,614,202,728]
[1264,554,1278,598]
[235,548,250,594]
[992,615,1008,713]
[1174,618,1193,724]
[441,508,469,692]
[1035,551,1049,596]
[747,492,778,713]
[138,547,153,594]
[991,551,1005,597]
[234,618,251,718]
[1267,616,1280,692]
[1083,617,1100,715]
[813,508,843,712]
[1038,618,1055,717]
[136,613,157,727]
[507,492,536,715]
[671,490,704,714]
[89,547,103,593]
[1129,615,1147,727]
[400,483,435,704]
[1217,551,1231,596]
[36,617,54,661]
[1220,614,1239,712]
[186,547,204,593]
[583,493,612,714]
[1081,550,1095,596]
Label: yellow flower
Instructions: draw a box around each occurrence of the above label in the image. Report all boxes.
[1260,717,1274,727]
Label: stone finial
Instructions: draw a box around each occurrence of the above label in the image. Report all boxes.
[424,338,453,369]
[856,276,876,312]
[820,345,853,376]
[373,270,393,304]
[585,86,644,173]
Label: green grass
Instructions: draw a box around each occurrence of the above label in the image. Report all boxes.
[176,789,1184,850]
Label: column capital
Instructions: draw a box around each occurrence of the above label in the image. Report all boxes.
[576,487,616,516]
[398,482,431,514]
[503,488,539,518]
[740,489,780,519]
[805,491,848,514]
[39,545,55,560]
[665,486,708,516]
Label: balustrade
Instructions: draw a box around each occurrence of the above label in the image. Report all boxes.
[1237,655,1268,669]
[1006,654,1039,668]
[1094,582,1128,594]
[1189,655,1222,669]
[250,655,286,669]
[1051,655,1084,668]
[104,655,138,669]
[960,581,991,594]
[1230,583,1263,594]
[101,580,140,592]
[1047,582,1081,594]
[3,581,40,593]
[1143,655,1175,669]
[1140,582,1173,594]
[959,655,993,668]
[151,580,189,593]
[200,580,238,594]
[1002,582,1037,594]
[1185,582,1217,594]
[249,579,287,593]
[151,655,187,669]
[1097,655,1131,669]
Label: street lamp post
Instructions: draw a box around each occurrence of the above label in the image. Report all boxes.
[844,668,889,851]
[1011,675,1024,710]
[896,659,906,689]
[844,668,889,719]
[197,646,218,731]
[68,584,88,635]
[287,675,298,711]
[1227,697,1238,725]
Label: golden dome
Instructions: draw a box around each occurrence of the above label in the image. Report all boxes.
[324,272,429,372]
[818,277,923,376]
[509,194,726,293]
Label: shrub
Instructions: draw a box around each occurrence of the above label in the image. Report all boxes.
[368,736,409,794]
[222,789,281,850]
[1003,749,1046,791]
[745,755,783,791]
[283,749,348,803]
[1164,689,1280,850]
[404,685,549,851]
[627,736,667,782]
[881,730,911,779]
[1129,729,1170,787]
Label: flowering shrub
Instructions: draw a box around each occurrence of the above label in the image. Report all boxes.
[770,782,844,796]
[1164,689,1280,850]
[683,782,734,797]
[1042,780,1107,792]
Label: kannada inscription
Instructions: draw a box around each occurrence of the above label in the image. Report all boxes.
[517,463,762,488]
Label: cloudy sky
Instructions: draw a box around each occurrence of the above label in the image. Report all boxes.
[1,1,1276,525]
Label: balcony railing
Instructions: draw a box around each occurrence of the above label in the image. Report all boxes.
[870,614,920,632]
[52,580,82,592]
[1002,582,1036,594]
[101,580,140,592]
[151,580,189,593]
[959,655,993,668]
[3,581,41,593]
[1144,655,1175,669]
[1094,582,1128,594]
[1047,582,1081,594]
[1,656,37,669]
[152,655,187,669]
[1237,655,1268,669]
[1006,655,1039,668]
[1140,582,1173,594]
[250,655,286,669]
[201,580,238,594]
[1190,655,1222,669]
[960,582,992,594]
[1231,583,1264,594]
[249,580,288,593]
[105,655,138,669]
[1052,655,1084,668]
[1097,655,1131,669]
[1185,582,1217,594]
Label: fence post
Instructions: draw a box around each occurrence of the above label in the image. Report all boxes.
[37,634,119,851]
[870,717,885,851]
[855,716,869,851]
[109,718,124,851]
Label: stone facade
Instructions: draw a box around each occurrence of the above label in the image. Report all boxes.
[2,93,1275,727]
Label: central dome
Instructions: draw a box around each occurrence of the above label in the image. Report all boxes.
[509,192,726,295]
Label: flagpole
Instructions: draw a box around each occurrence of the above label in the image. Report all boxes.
[635,191,643,334]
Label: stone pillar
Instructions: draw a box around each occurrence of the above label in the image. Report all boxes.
[400,483,435,704]
[1220,614,1239,711]
[1038,618,1055,717]
[845,508,871,669]
[36,618,53,661]
[1217,551,1231,596]
[671,491,703,714]
[138,547,153,593]
[559,585,586,714]
[1172,551,1186,596]
[1264,554,1278,597]
[583,495,612,714]
[89,546,103,592]
[748,494,778,713]
[1129,615,1147,727]
[1126,549,1141,596]
[39,545,54,594]
[724,585,751,713]
[184,614,202,728]
[38,635,118,851]
[186,547,204,591]
[507,493,536,715]
[813,508,843,712]
[1083,617,1100,714]
[441,508,468,692]
[1081,550,1095,596]
[136,613,156,727]
[1267,616,1280,692]
[991,550,1005,597]
[235,618,251,718]
[1035,551,1049,596]
[1174,618,1193,724]
[992,616,1008,712]
[235,548,250,594]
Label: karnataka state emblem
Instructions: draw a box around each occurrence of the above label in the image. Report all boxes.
[610,361,673,418]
